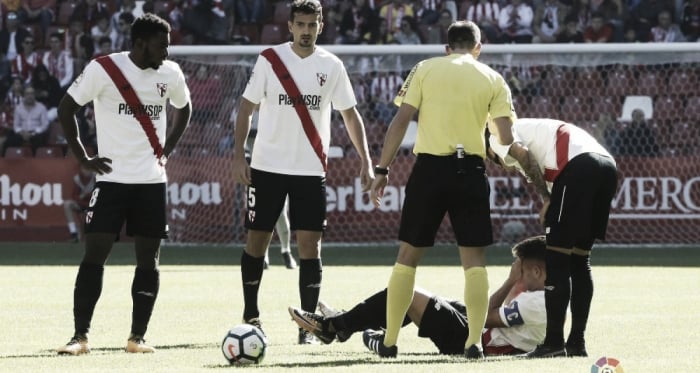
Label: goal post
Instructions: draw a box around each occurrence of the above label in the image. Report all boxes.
[166,43,700,246]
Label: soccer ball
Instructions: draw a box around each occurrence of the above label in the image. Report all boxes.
[591,356,625,373]
[221,324,268,365]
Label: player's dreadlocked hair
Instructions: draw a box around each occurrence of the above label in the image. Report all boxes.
[131,13,171,43]
[291,0,323,20]
[512,236,547,262]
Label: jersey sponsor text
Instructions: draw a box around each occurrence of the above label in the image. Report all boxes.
[278,94,322,110]
[118,103,164,119]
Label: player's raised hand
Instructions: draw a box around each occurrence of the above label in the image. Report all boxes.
[370,175,387,208]
[232,156,251,186]
[81,156,112,175]
[508,257,523,283]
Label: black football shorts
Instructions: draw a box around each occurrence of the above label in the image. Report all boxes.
[545,152,618,250]
[245,168,326,232]
[84,182,168,238]
[417,295,468,355]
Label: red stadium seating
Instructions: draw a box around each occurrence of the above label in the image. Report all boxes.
[592,96,621,119]
[667,70,699,97]
[542,69,574,97]
[575,69,605,98]
[260,23,287,45]
[653,95,683,122]
[4,146,33,158]
[634,70,667,96]
[528,96,559,119]
[683,96,700,121]
[560,95,593,122]
[606,68,636,97]
[35,146,64,158]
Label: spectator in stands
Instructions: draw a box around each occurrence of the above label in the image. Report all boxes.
[235,0,265,24]
[0,50,10,96]
[650,9,687,41]
[466,0,501,43]
[188,64,222,124]
[90,13,113,52]
[42,31,73,92]
[338,0,378,44]
[4,85,49,154]
[31,63,60,121]
[3,75,23,118]
[63,166,96,243]
[369,70,403,125]
[497,0,534,43]
[379,0,414,33]
[110,0,136,35]
[617,108,659,157]
[626,0,671,41]
[532,0,569,43]
[0,11,30,61]
[11,35,41,83]
[363,17,396,44]
[621,21,645,42]
[17,0,55,39]
[72,0,110,32]
[410,0,437,25]
[393,15,422,43]
[681,0,700,41]
[111,11,135,52]
[556,14,584,42]
[67,17,94,75]
[92,35,112,58]
[589,0,624,39]
[583,12,614,42]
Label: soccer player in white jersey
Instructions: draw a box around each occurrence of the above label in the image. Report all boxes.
[55,13,192,355]
[486,118,618,358]
[289,236,547,355]
[232,0,373,344]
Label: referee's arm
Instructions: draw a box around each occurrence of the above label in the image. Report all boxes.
[376,103,417,169]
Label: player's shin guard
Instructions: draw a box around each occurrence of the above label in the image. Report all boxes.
[384,263,415,347]
[73,262,104,335]
[568,254,593,344]
[299,259,322,312]
[131,267,160,336]
[543,250,571,347]
[241,251,265,320]
[464,267,488,348]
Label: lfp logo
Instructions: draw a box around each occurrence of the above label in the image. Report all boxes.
[591,356,624,373]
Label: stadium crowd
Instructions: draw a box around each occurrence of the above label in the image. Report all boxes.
[0,0,698,158]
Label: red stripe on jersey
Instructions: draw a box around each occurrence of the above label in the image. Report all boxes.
[96,56,164,162]
[261,48,327,172]
[543,124,570,182]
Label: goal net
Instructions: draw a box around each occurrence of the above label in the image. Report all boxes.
[167,43,700,246]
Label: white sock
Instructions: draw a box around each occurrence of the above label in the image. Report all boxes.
[281,247,291,254]
[68,222,77,234]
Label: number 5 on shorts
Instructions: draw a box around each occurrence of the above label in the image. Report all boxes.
[247,187,256,208]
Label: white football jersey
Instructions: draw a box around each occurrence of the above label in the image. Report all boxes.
[68,52,190,183]
[490,118,615,191]
[485,290,546,353]
[243,43,357,176]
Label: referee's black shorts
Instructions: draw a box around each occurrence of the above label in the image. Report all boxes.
[84,182,168,239]
[245,168,327,232]
[399,153,493,247]
[545,152,618,250]
[417,295,468,355]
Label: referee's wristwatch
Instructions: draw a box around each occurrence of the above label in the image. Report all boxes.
[374,165,389,176]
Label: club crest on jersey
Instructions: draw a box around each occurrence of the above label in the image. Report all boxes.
[317,73,327,87]
[248,210,255,223]
[85,211,93,224]
[156,83,167,97]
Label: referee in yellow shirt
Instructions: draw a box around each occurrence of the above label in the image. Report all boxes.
[367,21,516,359]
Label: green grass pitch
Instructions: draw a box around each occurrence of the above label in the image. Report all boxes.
[1,242,699,372]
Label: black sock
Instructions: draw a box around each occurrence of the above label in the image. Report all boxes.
[73,262,104,336]
[241,251,265,320]
[543,250,571,347]
[332,289,411,334]
[299,259,322,312]
[568,254,593,345]
[130,267,160,337]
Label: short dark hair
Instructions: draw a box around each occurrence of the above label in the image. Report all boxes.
[447,21,480,50]
[512,236,546,262]
[130,13,170,43]
[290,0,322,21]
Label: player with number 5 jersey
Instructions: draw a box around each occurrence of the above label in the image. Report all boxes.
[231,0,373,345]
[56,13,192,356]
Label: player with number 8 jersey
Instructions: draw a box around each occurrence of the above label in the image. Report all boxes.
[56,13,192,355]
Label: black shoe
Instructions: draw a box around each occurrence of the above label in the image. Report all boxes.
[244,317,266,337]
[68,233,79,243]
[520,344,567,358]
[465,344,484,359]
[317,301,351,342]
[282,252,297,269]
[362,329,397,358]
[287,306,335,344]
[298,328,320,345]
[565,342,588,357]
